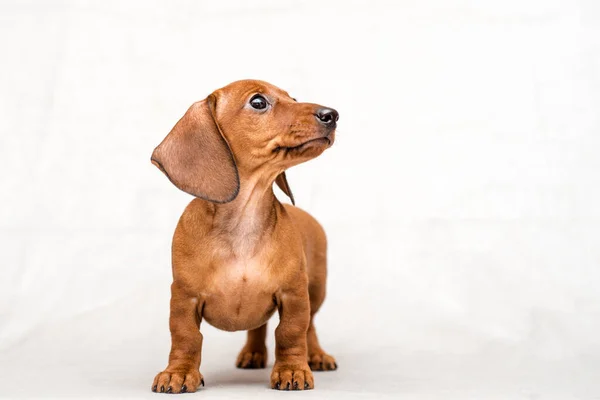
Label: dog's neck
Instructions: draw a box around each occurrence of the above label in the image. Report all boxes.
[210,171,280,257]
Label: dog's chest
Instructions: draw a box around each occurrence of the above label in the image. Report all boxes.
[214,257,270,292]
[202,256,277,331]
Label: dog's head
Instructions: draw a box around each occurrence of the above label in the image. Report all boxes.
[151,80,338,204]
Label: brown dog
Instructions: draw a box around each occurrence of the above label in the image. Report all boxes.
[150,80,338,393]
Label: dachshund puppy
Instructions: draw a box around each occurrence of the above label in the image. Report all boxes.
[150,80,338,393]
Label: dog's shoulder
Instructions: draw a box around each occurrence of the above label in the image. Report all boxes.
[173,198,214,238]
[282,204,326,242]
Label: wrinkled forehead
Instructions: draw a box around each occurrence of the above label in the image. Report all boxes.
[215,80,291,104]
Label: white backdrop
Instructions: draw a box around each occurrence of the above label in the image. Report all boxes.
[1,0,600,399]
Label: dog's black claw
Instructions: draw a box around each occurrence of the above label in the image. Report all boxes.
[152,385,157,392]
[293,381,299,390]
[304,382,310,389]
[201,378,205,387]
[181,384,187,393]
[285,382,290,390]
[334,362,338,369]
[160,385,165,393]
[166,386,172,393]
[274,382,280,390]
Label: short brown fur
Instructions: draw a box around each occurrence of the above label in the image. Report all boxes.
[150,80,338,393]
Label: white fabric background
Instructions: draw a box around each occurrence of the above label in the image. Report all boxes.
[1,0,599,399]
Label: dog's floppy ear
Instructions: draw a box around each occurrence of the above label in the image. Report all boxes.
[275,171,295,205]
[151,95,240,203]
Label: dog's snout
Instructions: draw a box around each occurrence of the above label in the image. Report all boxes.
[315,108,339,126]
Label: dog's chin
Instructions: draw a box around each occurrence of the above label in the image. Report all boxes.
[293,137,331,151]
[279,132,335,156]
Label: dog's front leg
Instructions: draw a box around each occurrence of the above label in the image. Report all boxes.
[271,284,314,390]
[152,282,204,394]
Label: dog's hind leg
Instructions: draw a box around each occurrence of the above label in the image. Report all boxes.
[307,317,337,371]
[307,275,337,371]
[236,323,268,369]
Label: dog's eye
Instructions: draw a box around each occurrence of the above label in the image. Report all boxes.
[249,94,268,110]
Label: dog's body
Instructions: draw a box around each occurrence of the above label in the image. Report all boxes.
[151,80,338,393]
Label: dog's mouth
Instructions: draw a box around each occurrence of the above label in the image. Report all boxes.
[275,135,333,153]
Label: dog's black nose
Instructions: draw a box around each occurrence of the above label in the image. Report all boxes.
[315,108,339,126]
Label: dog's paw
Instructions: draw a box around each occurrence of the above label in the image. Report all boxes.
[151,368,204,394]
[270,362,314,390]
[236,347,267,369]
[309,352,337,371]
